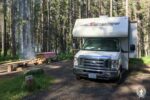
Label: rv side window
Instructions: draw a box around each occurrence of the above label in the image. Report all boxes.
[130,44,135,52]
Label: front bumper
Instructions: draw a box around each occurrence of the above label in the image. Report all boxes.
[73,67,119,80]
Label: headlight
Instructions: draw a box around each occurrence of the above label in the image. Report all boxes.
[74,57,78,66]
[111,60,119,69]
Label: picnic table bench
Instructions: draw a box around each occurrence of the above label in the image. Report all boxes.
[0,52,56,73]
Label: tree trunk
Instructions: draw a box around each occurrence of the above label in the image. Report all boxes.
[42,0,48,52]
[110,0,112,16]
[99,0,102,15]
[3,0,8,56]
[11,0,16,56]
[126,0,128,16]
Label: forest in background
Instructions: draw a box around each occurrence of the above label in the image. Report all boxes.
[0,0,150,59]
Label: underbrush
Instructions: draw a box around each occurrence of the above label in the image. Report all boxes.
[129,56,150,75]
[129,56,150,65]
[57,52,73,60]
[0,55,19,63]
[0,73,53,100]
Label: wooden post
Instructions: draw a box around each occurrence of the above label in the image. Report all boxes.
[7,65,13,72]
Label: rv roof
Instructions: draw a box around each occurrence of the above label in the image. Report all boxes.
[72,16,129,37]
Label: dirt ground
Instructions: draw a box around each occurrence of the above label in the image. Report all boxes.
[21,60,150,100]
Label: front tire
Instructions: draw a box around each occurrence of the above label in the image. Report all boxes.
[112,69,122,82]
[115,69,123,83]
[118,70,122,80]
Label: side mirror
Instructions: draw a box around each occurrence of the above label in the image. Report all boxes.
[73,43,76,49]
[130,44,135,52]
[72,43,79,54]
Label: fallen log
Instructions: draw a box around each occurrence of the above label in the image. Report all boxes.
[0,60,36,73]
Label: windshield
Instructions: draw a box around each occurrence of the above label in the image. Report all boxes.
[82,38,120,51]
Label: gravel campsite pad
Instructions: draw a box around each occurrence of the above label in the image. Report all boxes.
[23,61,150,100]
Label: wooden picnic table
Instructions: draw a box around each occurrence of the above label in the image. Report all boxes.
[0,52,56,73]
[0,60,31,66]
[0,59,34,72]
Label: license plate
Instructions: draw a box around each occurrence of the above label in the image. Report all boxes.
[88,73,97,79]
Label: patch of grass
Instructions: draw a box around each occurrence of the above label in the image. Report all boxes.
[129,58,143,66]
[0,55,19,64]
[129,57,150,76]
[141,56,150,65]
[129,56,150,65]
[57,52,73,60]
[0,74,53,100]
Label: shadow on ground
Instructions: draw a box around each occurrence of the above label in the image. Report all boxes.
[23,59,150,100]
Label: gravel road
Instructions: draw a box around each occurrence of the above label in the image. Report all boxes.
[23,60,150,100]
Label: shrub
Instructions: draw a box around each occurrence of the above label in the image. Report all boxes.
[57,52,73,60]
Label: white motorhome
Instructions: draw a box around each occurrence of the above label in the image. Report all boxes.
[72,16,137,80]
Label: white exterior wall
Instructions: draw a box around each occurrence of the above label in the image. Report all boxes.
[73,16,129,37]
[129,22,138,58]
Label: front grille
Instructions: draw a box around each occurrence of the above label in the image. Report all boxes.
[79,58,111,70]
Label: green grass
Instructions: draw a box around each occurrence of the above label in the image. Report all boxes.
[0,74,53,100]
[141,56,150,65]
[129,56,150,65]
[57,52,73,60]
[0,55,19,64]
[129,56,150,76]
